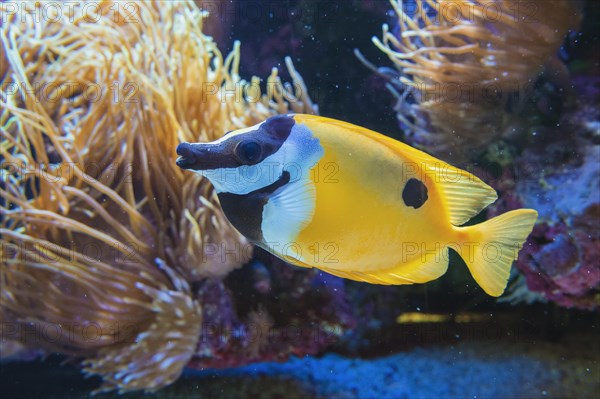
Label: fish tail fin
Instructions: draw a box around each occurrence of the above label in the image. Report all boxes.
[455,209,538,297]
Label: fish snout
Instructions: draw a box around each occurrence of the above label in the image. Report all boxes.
[176,142,200,170]
[176,142,227,171]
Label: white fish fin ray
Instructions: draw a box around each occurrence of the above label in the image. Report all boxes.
[261,178,316,246]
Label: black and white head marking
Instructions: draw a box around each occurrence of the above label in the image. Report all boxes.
[217,171,291,243]
[176,115,295,194]
[176,115,324,251]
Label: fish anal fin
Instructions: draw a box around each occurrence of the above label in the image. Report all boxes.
[320,249,449,285]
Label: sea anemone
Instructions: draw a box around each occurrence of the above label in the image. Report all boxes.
[1,0,314,392]
[372,0,581,161]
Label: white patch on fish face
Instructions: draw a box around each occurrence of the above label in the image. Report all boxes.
[191,151,283,195]
[261,123,324,254]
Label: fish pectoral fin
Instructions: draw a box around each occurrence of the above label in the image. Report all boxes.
[426,163,498,226]
[262,177,316,242]
[319,249,449,285]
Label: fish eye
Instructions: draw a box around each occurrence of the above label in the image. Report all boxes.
[235,140,262,164]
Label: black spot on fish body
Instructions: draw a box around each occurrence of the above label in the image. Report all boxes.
[402,178,428,209]
[217,171,291,243]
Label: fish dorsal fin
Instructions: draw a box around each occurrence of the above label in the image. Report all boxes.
[319,248,448,285]
[423,163,498,226]
[261,178,316,247]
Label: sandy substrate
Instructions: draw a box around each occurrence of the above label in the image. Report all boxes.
[2,334,598,398]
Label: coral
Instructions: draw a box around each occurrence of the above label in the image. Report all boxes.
[372,0,581,161]
[187,253,355,370]
[1,0,316,392]
[81,264,203,392]
[512,140,600,310]
[243,305,275,359]
[482,72,600,310]
[470,145,599,310]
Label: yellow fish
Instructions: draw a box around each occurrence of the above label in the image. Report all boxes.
[176,114,537,296]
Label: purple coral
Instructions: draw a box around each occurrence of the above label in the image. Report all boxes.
[187,252,355,370]
[517,221,600,309]
[483,73,600,309]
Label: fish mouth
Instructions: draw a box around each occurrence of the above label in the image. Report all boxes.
[175,156,193,169]
[176,142,200,170]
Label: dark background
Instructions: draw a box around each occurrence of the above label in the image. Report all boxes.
[202,0,400,137]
